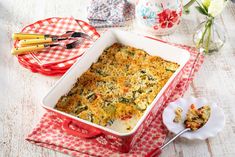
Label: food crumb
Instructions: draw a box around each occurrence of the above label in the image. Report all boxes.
[126,126,132,130]
[173,107,183,123]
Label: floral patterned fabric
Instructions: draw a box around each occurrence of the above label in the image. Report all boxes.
[87,0,135,28]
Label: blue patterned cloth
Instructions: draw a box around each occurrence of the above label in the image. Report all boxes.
[87,0,135,28]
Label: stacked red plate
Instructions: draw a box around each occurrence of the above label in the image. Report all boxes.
[15,17,100,76]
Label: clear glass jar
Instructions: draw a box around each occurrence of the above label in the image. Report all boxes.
[193,19,226,54]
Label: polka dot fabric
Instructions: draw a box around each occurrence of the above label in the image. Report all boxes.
[16,17,100,76]
[26,41,204,157]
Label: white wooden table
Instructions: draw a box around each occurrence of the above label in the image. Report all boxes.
[1,0,235,157]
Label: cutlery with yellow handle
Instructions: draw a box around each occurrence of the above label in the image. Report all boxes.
[14,31,91,46]
[12,33,51,40]
[19,38,54,47]
[11,45,46,55]
[11,40,82,55]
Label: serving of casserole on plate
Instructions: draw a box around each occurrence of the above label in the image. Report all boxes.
[42,30,190,152]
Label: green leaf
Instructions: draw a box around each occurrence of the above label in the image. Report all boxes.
[183,8,190,15]
[195,6,208,16]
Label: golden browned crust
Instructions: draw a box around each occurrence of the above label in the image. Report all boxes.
[55,43,179,126]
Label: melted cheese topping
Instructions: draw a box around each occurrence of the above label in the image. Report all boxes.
[55,43,179,127]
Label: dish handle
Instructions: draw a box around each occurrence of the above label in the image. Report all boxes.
[62,119,102,138]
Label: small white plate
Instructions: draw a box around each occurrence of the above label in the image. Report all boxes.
[163,97,225,140]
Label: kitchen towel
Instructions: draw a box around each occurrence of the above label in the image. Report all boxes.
[87,0,135,28]
[26,41,204,157]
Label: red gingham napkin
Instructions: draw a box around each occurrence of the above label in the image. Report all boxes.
[26,42,204,157]
[16,17,100,76]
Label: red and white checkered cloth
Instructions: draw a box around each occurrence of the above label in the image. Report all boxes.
[26,41,204,157]
[16,17,100,76]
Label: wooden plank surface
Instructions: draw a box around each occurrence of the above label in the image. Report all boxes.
[0,0,235,157]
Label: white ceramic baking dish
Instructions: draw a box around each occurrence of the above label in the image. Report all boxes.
[42,30,190,152]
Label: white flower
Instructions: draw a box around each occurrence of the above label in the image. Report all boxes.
[208,0,227,17]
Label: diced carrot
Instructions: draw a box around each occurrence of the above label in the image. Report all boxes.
[121,114,132,120]
[123,87,129,93]
[191,104,196,109]
[95,93,101,98]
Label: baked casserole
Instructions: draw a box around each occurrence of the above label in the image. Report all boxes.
[55,43,179,127]
[184,104,211,131]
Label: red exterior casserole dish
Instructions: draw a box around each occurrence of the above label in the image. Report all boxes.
[42,30,190,152]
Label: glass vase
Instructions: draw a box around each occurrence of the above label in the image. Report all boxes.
[193,18,226,54]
